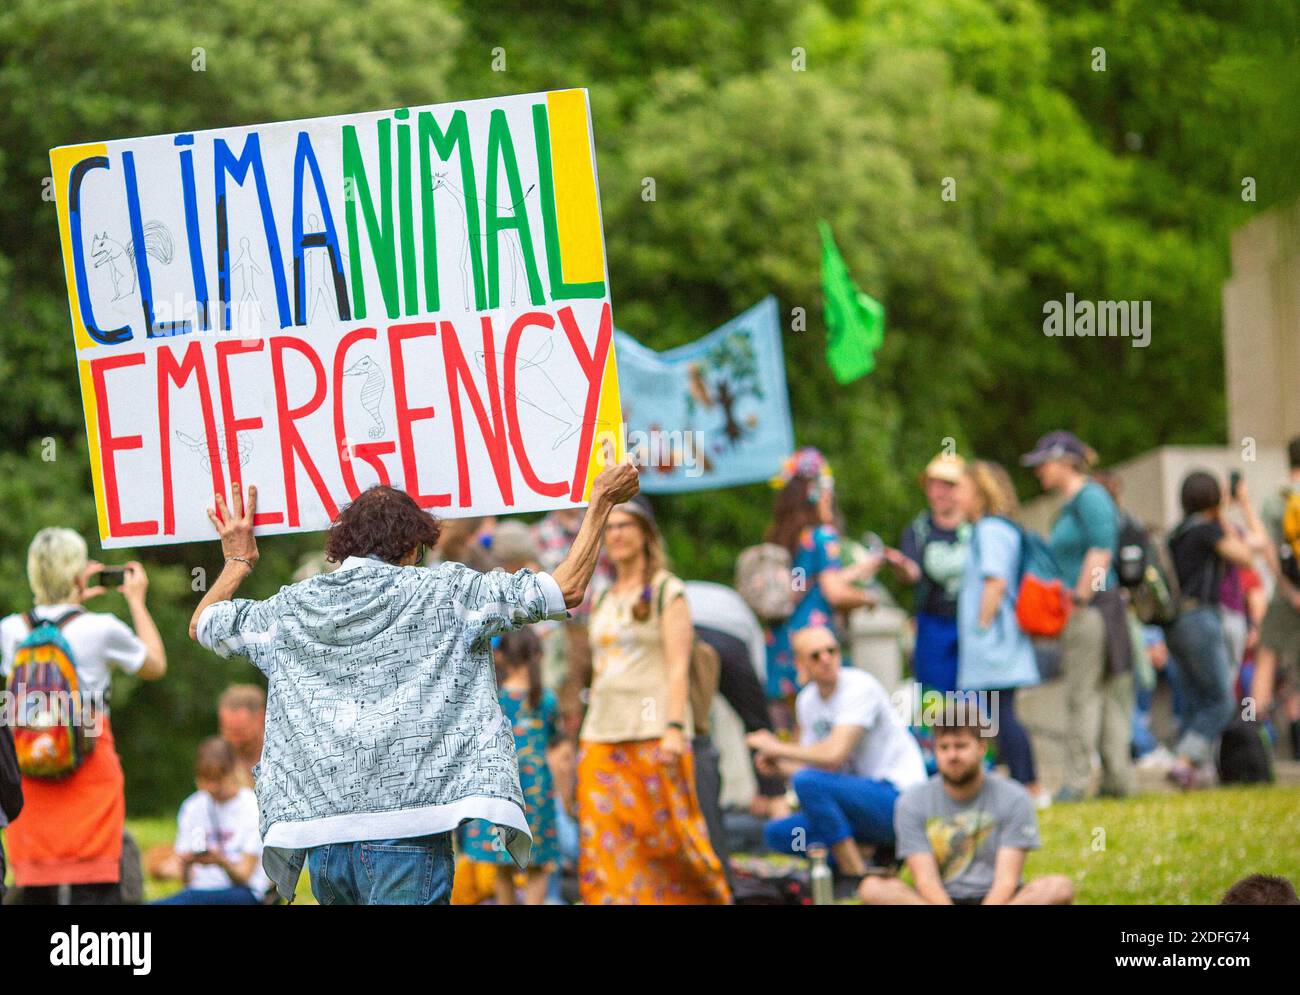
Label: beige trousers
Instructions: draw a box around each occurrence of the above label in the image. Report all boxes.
[1061,605,1135,797]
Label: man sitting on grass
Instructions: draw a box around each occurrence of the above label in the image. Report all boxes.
[860,711,1073,905]
[748,625,927,886]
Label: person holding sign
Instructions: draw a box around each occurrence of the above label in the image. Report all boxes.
[189,461,638,905]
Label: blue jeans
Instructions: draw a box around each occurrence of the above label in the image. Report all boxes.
[914,613,960,693]
[985,687,1036,785]
[764,769,899,854]
[154,886,260,905]
[307,832,454,905]
[1132,681,1159,758]
[1165,607,1236,766]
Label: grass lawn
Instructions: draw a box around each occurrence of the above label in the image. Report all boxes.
[11,783,1289,905]
[1022,784,1300,904]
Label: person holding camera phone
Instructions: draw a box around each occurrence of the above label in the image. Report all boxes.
[0,528,166,904]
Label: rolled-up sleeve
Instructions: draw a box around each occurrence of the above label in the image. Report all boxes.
[535,573,570,618]
[463,568,569,647]
[197,597,279,670]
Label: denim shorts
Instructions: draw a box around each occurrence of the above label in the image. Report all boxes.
[307,832,455,906]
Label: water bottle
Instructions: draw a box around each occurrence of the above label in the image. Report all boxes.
[809,844,833,905]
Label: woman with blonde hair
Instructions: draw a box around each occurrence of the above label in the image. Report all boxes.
[577,495,730,904]
[952,461,1043,799]
[0,528,166,903]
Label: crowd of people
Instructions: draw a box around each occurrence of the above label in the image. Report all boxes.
[2,430,1298,906]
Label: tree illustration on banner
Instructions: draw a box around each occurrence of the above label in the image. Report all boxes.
[687,329,763,448]
[819,220,885,385]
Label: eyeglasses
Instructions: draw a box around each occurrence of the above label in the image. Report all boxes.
[806,646,840,662]
[603,520,638,534]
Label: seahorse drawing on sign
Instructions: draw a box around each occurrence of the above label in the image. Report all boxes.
[430,171,536,310]
[343,356,386,438]
[90,222,175,301]
[175,429,252,474]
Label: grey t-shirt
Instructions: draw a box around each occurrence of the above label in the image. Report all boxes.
[894,772,1041,901]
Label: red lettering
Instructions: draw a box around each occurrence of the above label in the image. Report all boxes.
[90,353,158,538]
[441,317,514,508]
[558,303,614,501]
[156,341,225,535]
[387,322,450,508]
[503,312,568,498]
[270,337,338,526]
[332,327,396,499]
[215,339,283,526]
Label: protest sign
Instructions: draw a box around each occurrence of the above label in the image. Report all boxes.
[50,89,622,548]
[616,297,793,493]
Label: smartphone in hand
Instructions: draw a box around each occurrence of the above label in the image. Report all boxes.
[94,565,127,588]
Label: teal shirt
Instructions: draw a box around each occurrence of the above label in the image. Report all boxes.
[1049,481,1119,590]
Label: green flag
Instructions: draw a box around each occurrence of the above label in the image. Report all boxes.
[819,220,885,384]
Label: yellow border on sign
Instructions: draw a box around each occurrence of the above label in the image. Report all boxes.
[545,91,605,286]
[51,143,111,540]
[581,339,624,500]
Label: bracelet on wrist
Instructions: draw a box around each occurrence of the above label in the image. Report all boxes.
[225,555,255,570]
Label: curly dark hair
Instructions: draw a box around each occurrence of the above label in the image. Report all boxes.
[324,485,442,565]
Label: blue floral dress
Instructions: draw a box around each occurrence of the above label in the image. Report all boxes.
[764,525,843,701]
[462,687,561,866]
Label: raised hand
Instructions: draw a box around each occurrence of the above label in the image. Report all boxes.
[207,483,260,566]
[592,458,640,507]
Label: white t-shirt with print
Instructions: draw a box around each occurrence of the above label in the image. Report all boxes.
[175,786,270,897]
[0,604,147,699]
[797,666,926,789]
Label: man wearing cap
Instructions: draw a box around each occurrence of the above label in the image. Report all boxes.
[884,453,971,694]
[1022,431,1133,802]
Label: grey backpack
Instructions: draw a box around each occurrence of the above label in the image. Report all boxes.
[735,543,795,623]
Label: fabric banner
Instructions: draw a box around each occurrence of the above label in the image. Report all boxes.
[50,89,622,548]
[615,297,793,493]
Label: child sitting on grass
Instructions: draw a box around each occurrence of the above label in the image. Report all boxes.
[154,737,269,905]
[460,629,564,904]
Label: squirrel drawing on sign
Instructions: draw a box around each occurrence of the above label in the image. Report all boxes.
[175,428,252,474]
[90,222,175,301]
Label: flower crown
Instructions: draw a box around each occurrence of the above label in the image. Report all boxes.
[770,446,834,500]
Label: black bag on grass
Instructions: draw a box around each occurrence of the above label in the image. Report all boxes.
[1217,716,1273,785]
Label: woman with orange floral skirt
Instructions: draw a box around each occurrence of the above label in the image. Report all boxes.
[577,496,730,905]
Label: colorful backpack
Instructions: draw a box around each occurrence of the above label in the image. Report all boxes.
[9,609,95,780]
[734,543,795,623]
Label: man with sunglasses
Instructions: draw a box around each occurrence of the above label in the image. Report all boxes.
[747,625,926,887]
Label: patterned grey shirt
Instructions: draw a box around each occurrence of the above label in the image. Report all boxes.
[197,555,569,901]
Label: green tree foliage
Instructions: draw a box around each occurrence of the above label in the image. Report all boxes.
[0,0,1294,811]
